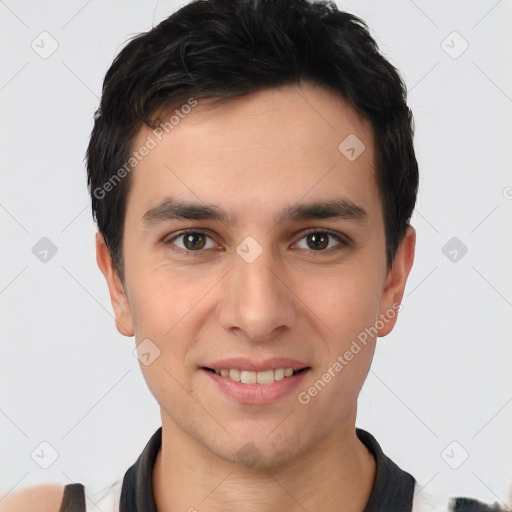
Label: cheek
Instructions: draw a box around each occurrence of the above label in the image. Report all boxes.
[127,266,222,400]
[127,263,208,339]
[128,272,199,409]
[308,267,383,344]
[296,282,378,422]
[301,267,381,402]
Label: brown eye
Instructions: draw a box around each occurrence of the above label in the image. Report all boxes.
[166,231,216,252]
[294,229,347,253]
[306,232,329,250]
[183,232,206,250]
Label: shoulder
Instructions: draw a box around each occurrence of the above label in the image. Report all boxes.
[0,484,66,512]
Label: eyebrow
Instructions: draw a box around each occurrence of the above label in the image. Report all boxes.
[142,196,368,226]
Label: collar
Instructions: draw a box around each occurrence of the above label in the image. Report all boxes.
[356,428,415,511]
[119,426,415,512]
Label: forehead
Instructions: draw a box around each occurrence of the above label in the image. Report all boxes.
[125,83,380,226]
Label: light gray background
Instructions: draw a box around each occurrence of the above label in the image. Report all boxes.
[1,0,511,508]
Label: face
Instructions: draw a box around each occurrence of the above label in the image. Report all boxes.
[97,81,415,468]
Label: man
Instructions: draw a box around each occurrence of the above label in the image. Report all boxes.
[3,0,506,511]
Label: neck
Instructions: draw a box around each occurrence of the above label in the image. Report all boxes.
[153,413,376,512]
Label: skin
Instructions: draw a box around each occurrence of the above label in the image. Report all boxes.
[0,485,65,512]
[97,81,415,511]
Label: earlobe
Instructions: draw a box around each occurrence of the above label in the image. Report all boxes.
[377,226,416,337]
[95,232,135,337]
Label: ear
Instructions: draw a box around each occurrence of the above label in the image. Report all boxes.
[377,226,416,337]
[95,232,134,337]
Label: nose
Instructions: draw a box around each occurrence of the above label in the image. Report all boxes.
[217,242,297,344]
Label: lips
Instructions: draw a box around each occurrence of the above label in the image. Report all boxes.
[201,364,310,404]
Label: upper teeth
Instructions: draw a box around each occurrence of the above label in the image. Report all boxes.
[214,367,296,384]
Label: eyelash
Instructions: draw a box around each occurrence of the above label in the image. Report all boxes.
[163,228,350,256]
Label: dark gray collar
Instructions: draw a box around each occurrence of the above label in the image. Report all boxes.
[119,426,416,512]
